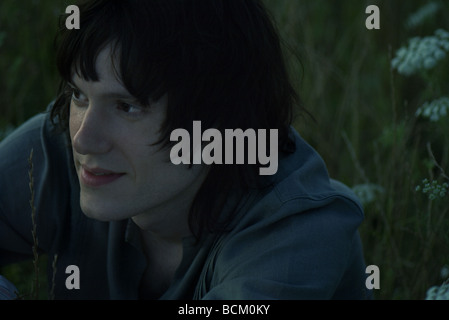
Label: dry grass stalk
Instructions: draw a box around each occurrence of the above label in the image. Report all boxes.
[50,254,58,300]
[28,148,39,299]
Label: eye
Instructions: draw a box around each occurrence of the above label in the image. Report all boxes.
[72,89,81,100]
[70,87,88,106]
[117,102,147,118]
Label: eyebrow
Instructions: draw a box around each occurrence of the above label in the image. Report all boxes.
[67,80,139,102]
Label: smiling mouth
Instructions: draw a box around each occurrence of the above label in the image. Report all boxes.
[79,165,125,187]
[91,172,113,176]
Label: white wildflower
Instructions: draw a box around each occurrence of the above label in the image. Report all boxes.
[441,266,449,280]
[391,30,449,76]
[352,184,385,206]
[435,29,449,40]
[406,2,441,29]
[415,178,448,200]
[426,281,449,300]
[415,97,449,122]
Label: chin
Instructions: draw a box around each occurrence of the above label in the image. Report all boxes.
[80,199,128,222]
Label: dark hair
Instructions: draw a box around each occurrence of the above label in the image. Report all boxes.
[52,0,303,238]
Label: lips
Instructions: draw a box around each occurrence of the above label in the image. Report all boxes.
[80,165,125,187]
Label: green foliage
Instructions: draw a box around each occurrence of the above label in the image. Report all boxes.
[0,0,72,126]
[264,0,449,300]
[0,256,48,300]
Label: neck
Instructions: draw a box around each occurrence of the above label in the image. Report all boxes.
[131,202,193,243]
[131,166,209,242]
[138,227,185,299]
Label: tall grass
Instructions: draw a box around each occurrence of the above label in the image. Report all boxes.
[0,0,70,300]
[0,0,448,300]
[264,0,449,299]
[0,0,72,127]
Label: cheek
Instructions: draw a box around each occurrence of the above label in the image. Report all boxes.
[132,146,170,178]
[68,102,81,141]
[129,143,183,186]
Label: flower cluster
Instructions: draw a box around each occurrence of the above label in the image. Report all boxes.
[352,183,385,206]
[415,97,449,122]
[441,266,449,280]
[415,179,448,200]
[391,29,449,76]
[406,2,441,29]
[426,281,449,300]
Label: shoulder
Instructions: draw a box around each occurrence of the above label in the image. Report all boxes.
[200,128,367,299]
[0,107,72,186]
[0,103,69,161]
[0,106,74,252]
[0,112,46,154]
[230,127,364,232]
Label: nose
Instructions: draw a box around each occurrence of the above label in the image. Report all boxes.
[70,103,113,156]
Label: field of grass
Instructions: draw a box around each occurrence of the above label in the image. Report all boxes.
[1,0,448,300]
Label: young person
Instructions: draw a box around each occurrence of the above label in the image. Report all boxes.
[0,0,372,299]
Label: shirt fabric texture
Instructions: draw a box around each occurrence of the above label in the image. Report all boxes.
[0,108,372,300]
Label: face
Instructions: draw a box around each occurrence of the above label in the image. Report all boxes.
[69,46,208,237]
